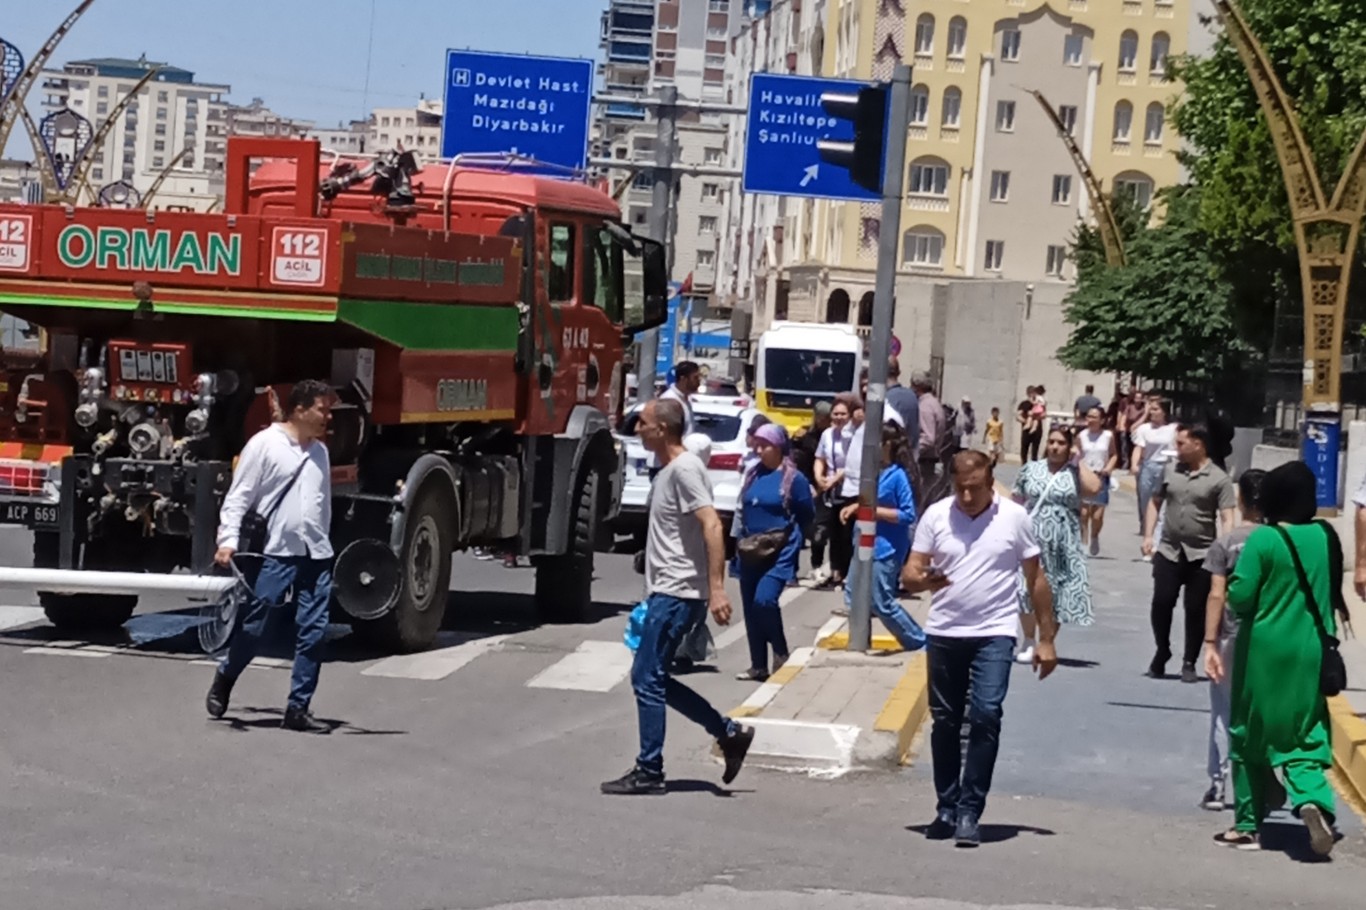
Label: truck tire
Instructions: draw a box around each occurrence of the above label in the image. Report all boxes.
[32,533,138,632]
[534,470,599,624]
[351,488,453,652]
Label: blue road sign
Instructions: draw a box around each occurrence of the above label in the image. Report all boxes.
[743,73,881,202]
[1303,415,1341,508]
[656,282,684,375]
[441,50,593,170]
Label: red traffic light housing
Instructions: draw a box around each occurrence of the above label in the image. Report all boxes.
[816,86,888,193]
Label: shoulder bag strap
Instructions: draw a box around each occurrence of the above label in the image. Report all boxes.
[1272,525,1334,645]
[262,454,310,524]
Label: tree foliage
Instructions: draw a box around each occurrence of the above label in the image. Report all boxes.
[1059,187,1252,383]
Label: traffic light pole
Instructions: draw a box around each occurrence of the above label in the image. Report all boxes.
[636,84,679,401]
[848,64,913,654]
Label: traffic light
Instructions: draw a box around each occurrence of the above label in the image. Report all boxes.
[816,86,888,193]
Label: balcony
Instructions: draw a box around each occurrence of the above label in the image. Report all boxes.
[605,102,648,121]
[608,41,652,64]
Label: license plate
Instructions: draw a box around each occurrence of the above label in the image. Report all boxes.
[1,501,58,527]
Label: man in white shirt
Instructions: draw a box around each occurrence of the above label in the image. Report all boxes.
[206,379,335,733]
[660,361,701,436]
[903,450,1059,847]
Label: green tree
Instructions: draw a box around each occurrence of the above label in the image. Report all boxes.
[1060,186,1252,383]
[1169,0,1366,354]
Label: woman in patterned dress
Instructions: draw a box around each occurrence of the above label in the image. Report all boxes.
[1012,427,1103,663]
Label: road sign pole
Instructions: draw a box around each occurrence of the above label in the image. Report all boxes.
[849,64,913,654]
[638,84,679,400]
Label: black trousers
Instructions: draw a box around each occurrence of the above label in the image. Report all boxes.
[829,495,855,579]
[1021,429,1042,463]
[810,495,832,570]
[1150,552,1211,666]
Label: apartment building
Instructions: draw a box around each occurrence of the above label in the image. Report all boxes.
[367,99,443,160]
[308,120,370,157]
[724,0,1217,339]
[224,97,314,140]
[38,56,230,211]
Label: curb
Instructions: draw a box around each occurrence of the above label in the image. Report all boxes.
[1327,695,1366,817]
[872,652,929,765]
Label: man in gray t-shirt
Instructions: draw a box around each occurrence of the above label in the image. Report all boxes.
[603,398,754,796]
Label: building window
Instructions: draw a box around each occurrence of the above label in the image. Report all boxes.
[382,116,391,127]
[1060,33,1081,65]
[701,182,719,200]
[915,14,935,55]
[1052,174,1073,205]
[155,123,167,136]
[97,85,109,98]
[908,160,950,196]
[699,215,718,233]
[1118,30,1139,72]
[984,240,1005,272]
[92,167,103,181]
[1151,32,1170,74]
[1001,29,1022,62]
[1046,245,1068,277]
[697,249,715,268]
[1113,101,1133,141]
[157,90,168,102]
[860,217,880,246]
[942,87,962,127]
[704,147,722,165]
[96,102,108,115]
[1116,174,1154,209]
[152,156,165,168]
[1058,105,1079,136]
[903,229,945,267]
[910,85,930,125]
[947,17,967,58]
[1145,102,1165,143]
[989,170,1011,202]
[156,107,168,121]
[996,100,1016,132]
[154,140,166,152]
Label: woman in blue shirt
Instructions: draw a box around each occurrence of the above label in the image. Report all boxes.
[735,423,815,681]
[839,421,926,652]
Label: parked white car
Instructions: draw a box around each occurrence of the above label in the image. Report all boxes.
[614,395,759,542]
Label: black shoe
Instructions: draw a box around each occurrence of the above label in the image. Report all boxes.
[281,706,330,733]
[600,766,666,795]
[954,813,982,847]
[1201,784,1226,811]
[205,671,234,719]
[1146,652,1170,678]
[925,810,957,840]
[719,724,755,785]
[1180,662,1199,684]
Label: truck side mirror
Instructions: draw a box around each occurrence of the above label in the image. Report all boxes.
[637,238,668,332]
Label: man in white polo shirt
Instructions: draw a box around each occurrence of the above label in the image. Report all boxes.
[903,450,1059,847]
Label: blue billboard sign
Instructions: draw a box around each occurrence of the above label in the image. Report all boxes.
[1302,415,1341,509]
[655,283,684,376]
[441,50,593,170]
[742,73,881,202]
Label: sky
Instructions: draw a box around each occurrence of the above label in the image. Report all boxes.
[3,0,605,156]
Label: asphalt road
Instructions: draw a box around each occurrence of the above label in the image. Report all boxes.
[0,481,1363,910]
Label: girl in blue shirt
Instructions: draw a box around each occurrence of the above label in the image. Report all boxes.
[735,423,815,681]
[840,421,926,652]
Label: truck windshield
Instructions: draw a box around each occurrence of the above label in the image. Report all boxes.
[764,349,856,394]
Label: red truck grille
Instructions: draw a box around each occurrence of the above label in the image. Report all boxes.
[0,461,51,496]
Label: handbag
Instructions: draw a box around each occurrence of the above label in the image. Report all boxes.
[238,457,309,555]
[737,527,790,567]
[1273,524,1348,697]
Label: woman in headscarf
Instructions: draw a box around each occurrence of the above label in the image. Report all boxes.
[1217,462,1349,855]
[733,423,815,682]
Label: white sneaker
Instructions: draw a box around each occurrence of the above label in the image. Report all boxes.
[1090,537,1100,557]
[1015,643,1036,665]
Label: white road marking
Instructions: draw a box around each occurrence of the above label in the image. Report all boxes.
[189,656,294,670]
[361,633,511,681]
[0,606,46,632]
[526,639,635,692]
[23,645,110,658]
[713,622,747,651]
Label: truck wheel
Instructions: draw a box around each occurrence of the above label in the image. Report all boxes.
[534,470,599,624]
[31,532,139,632]
[351,489,453,652]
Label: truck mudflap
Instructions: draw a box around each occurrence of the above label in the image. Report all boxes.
[0,567,236,599]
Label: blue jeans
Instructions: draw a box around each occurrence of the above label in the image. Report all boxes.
[220,556,332,711]
[927,634,1015,819]
[739,567,789,672]
[633,593,736,775]
[843,556,927,651]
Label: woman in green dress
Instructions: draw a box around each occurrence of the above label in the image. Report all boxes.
[1012,427,1103,663]
[1219,462,1348,854]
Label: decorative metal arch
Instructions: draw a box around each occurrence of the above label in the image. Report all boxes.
[38,107,93,191]
[141,147,191,209]
[0,1,100,160]
[1029,89,1127,268]
[1213,0,1366,412]
[0,37,23,100]
[96,179,141,208]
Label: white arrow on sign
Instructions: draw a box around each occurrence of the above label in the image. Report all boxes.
[799,164,819,187]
